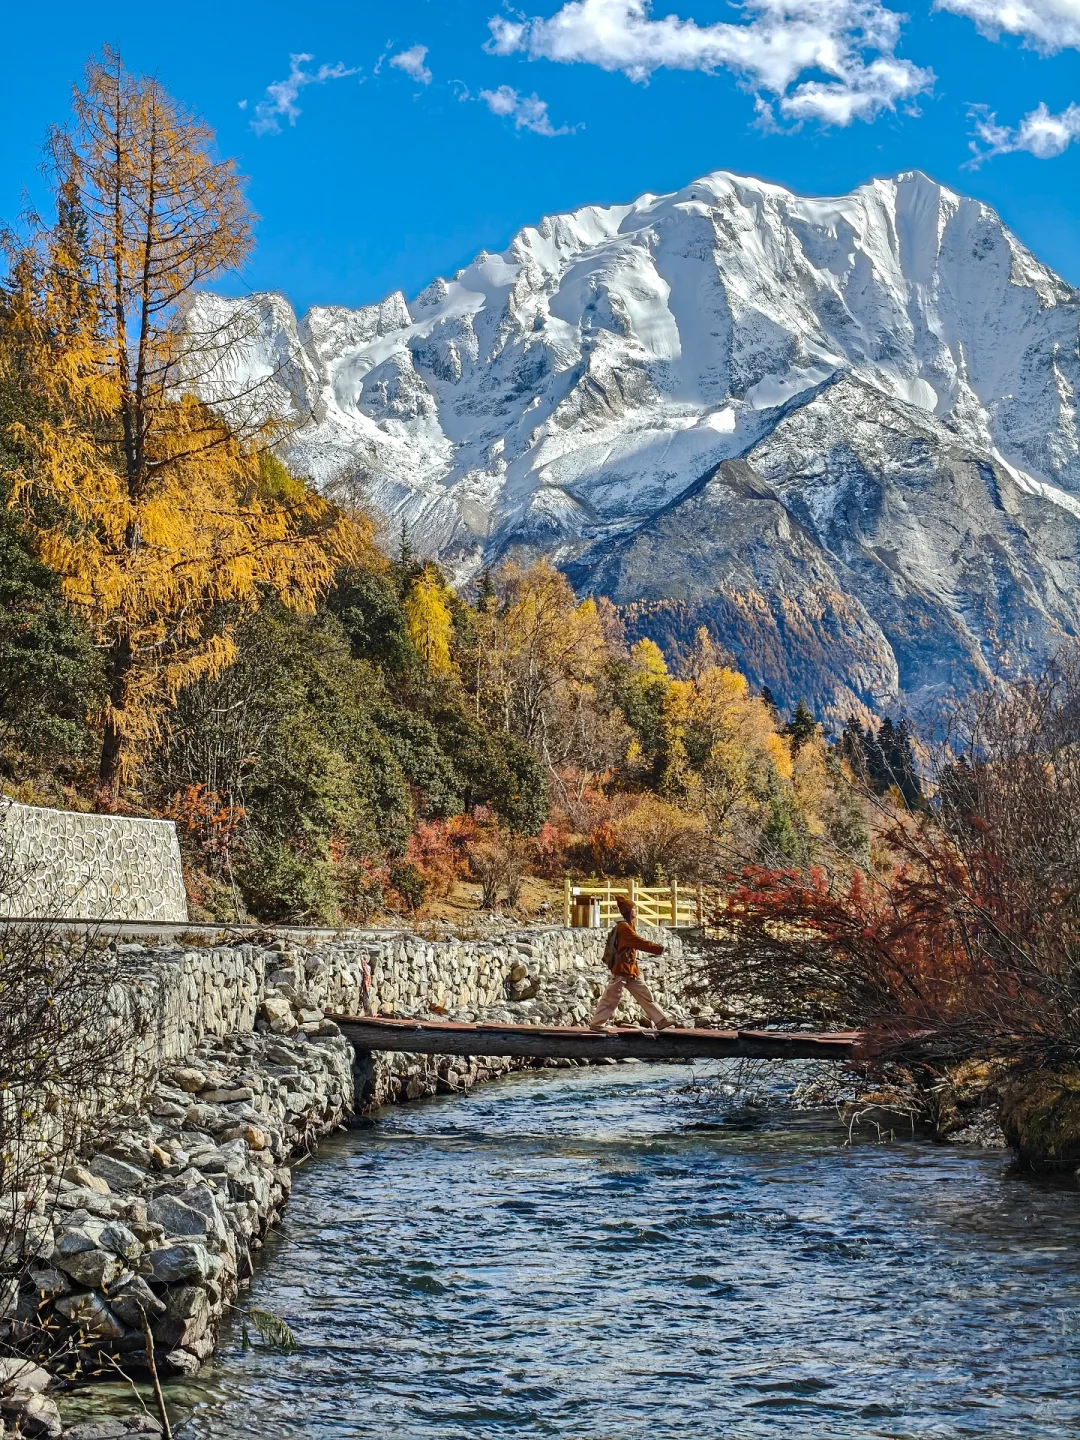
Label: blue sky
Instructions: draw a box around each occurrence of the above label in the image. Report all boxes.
[4,0,1080,313]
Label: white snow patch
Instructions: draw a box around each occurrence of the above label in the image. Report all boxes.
[700,406,737,432]
[891,376,938,411]
[746,367,836,410]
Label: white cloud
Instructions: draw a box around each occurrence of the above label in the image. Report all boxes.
[934,0,1080,52]
[249,54,358,136]
[487,0,932,127]
[390,45,433,84]
[478,84,571,133]
[969,99,1080,158]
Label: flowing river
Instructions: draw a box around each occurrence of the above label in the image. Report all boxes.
[79,1062,1080,1438]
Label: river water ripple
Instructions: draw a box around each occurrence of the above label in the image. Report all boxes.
[179,1063,1079,1439]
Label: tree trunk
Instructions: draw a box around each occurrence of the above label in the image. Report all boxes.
[96,632,134,807]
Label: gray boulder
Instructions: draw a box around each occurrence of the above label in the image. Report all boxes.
[54,1188,120,1221]
[141,1241,211,1284]
[26,1267,70,1301]
[64,1419,162,1440]
[88,1156,147,1193]
[53,1292,124,1340]
[145,1195,211,1241]
[0,1359,52,1396]
[161,1348,200,1376]
[53,1228,125,1290]
[155,1284,212,1349]
[98,1221,143,1264]
[150,1188,228,1248]
[108,1276,166,1329]
[0,1392,62,1438]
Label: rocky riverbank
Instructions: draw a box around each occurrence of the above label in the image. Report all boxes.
[1,922,690,1436]
[2,1022,351,1437]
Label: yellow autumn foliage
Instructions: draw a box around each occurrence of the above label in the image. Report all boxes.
[0,49,370,796]
[405,566,455,675]
[662,664,794,834]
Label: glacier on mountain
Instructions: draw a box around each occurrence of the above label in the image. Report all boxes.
[192,168,1080,720]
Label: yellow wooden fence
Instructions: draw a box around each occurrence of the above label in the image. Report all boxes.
[562,877,711,930]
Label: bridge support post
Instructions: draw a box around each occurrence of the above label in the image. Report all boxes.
[349,1047,375,1120]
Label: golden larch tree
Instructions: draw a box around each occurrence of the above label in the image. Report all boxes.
[404,566,455,675]
[0,49,367,803]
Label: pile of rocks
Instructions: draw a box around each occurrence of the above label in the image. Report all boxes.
[0,1355,163,1438]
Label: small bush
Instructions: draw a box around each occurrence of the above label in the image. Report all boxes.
[389,860,427,914]
[238,840,340,926]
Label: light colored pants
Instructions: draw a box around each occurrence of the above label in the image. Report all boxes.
[591,972,670,1027]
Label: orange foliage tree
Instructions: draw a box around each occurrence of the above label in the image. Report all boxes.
[1,49,367,802]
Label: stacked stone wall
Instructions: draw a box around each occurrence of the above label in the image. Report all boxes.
[121,923,689,1095]
[0,802,188,923]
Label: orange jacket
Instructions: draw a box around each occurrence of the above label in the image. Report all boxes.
[611,919,664,978]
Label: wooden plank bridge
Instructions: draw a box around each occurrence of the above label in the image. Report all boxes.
[332,1016,860,1063]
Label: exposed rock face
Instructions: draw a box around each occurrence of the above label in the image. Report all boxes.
[193,168,1080,718]
[574,375,1080,719]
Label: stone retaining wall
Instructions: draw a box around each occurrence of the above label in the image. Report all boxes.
[0,803,188,924]
[121,924,690,1100]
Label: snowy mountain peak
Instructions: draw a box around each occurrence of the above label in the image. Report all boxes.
[192,170,1080,718]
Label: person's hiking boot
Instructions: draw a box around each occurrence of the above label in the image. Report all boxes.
[655,1018,675,1030]
[589,1022,615,1032]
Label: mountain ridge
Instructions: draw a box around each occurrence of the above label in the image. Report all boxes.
[192,167,1080,721]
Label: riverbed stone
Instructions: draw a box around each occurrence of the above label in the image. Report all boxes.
[108,1275,165,1328]
[0,1359,52,1396]
[65,1421,163,1440]
[0,1392,62,1439]
[53,1292,124,1339]
[162,1347,201,1376]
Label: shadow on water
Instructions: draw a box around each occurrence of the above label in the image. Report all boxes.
[63,1063,1080,1440]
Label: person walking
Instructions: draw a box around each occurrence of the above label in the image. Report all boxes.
[590,896,674,1031]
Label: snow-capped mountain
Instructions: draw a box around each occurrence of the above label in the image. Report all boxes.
[193,169,1080,720]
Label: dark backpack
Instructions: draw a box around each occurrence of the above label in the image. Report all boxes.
[601,925,619,970]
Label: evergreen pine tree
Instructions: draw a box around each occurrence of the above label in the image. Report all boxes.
[889,718,924,809]
[0,507,101,768]
[393,519,418,597]
[864,720,892,795]
[786,698,818,751]
[477,570,496,614]
[839,717,867,778]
